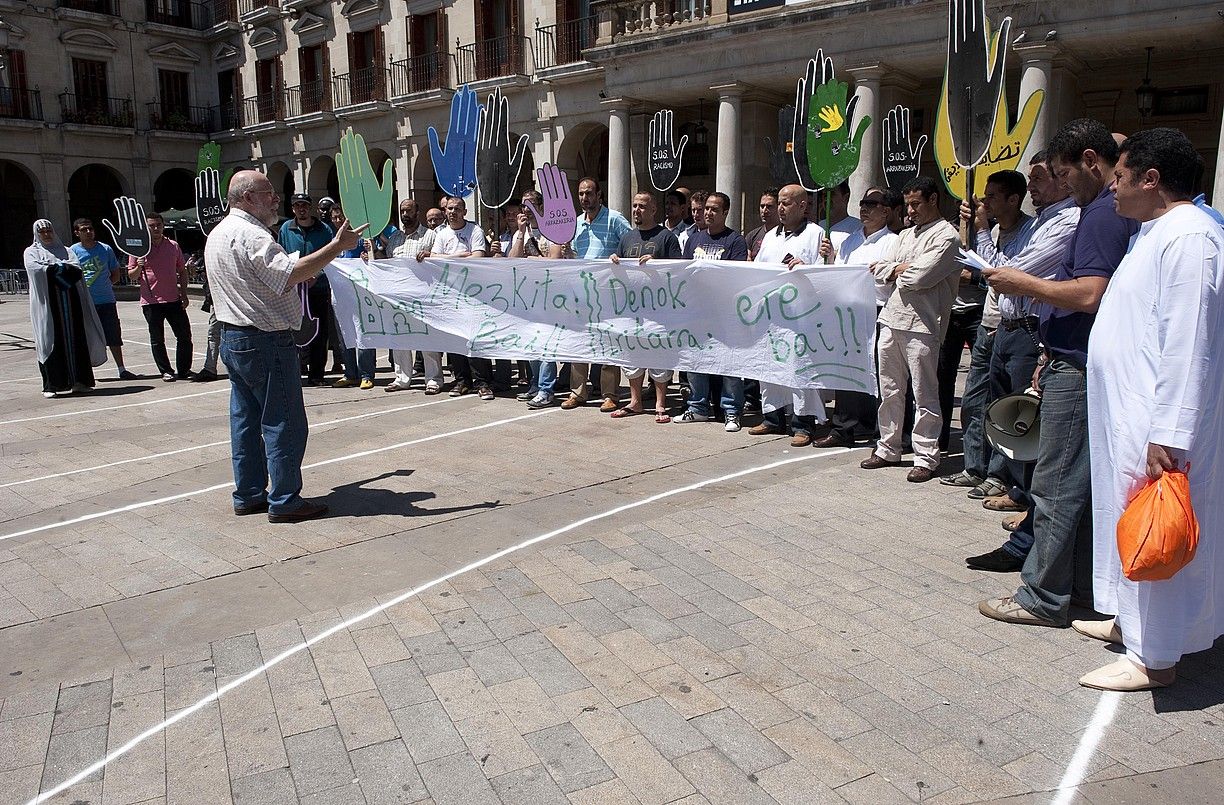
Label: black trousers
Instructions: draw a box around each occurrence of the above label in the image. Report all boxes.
[142,301,193,377]
[305,287,332,381]
[937,306,984,449]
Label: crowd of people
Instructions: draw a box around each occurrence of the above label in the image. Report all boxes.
[22,119,1223,692]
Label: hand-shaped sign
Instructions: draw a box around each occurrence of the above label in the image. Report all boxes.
[429,85,481,198]
[648,109,688,192]
[765,106,800,187]
[934,87,1043,200]
[195,167,228,235]
[524,163,577,246]
[196,141,232,200]
[882,105,928,190]
[337,127,394,238]
[945,0,1011,169]
[790,51,832,192]
[476,87,530,210]
[792,49,871,191]
[103,197,151,258]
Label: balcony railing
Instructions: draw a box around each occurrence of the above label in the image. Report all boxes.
[285,79,331,117]
[535,16,597,69]
[0,88,43,122]
[217,98,243,129]
[209,0,238,24]
[59,0,119,14]
[237,0,279,20]
[390,51,451,97]
[60,93,134,127]
[456,34,529,84]
[243,93,281,125]
[148,102,215,133]
[599,0,713,38]
[146,0,215,28]
[333,67,388,107]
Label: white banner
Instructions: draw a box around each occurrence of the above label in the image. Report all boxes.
[324,257,877,393]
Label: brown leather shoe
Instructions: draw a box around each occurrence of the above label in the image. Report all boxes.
[268,501,329,524]
[748,423,784,436]
[560,394,586,410]
[813,433,853,449]
[860,454,902,470]
[790,432,812,448]
[907,467,936,483]
[599,397,619,413]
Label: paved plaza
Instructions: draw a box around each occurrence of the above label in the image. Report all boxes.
[0,296,1222,805]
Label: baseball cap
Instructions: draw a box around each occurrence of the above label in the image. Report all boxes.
[290,193,313,204]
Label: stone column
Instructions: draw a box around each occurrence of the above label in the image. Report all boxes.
[846,63,885,207]
[1014,42,1057,172]
[603,98,631,217]
[711,82,745,227]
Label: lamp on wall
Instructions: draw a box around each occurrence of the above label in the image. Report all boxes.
[1135,46,1157,120]
[685,98,710,176]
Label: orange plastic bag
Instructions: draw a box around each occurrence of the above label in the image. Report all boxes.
[1116,468,1199,581]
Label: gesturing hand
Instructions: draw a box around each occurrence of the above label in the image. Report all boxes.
[523,163,577,246]
[790,50,835,192]
[429,85,481,198]
[648,109,688,192]
[337,127,394,238]
[103,197,152,258]
[882,105,928,190]
[195,167,228,235]
[476,86,530,210]
[946,0,1011,168]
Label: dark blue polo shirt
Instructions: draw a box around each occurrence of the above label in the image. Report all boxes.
[1039,187,1138,367]
[279,217,335,288]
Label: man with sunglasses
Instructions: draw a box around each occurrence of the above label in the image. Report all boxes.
[205,170,365,524]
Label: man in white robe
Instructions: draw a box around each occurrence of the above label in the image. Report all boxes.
[1077,128,1224,691]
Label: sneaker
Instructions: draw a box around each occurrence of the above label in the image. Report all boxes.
[359,378,374,390]
[940,470,984,488]
[526,392,555,409]
[674,410,710,424]
[385,380,410,392]
[42,391,58,399]
[332,377,355,388]
[978,596,1062,627]
[724,415,741,433]
[424,380,441,395]
[516,390,537,401]
[162,372,177,382]
[449,382,471,397]
[118,369,139,380]
[478,385,495,401]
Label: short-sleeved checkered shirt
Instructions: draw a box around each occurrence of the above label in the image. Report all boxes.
[204,208,301,332]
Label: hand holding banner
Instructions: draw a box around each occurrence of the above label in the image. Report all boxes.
[337,127,394,237]
[428,85,481,197]
[103,197,152,258]
[476,86,530,210]
[882,105,928,190]
[195,167,228,235]
[524,163,577,245]
[648,109,688,192]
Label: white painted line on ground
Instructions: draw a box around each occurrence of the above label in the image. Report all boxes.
[0,407,560,544]
[0,359,164,386]
[0,395,464,489]
[28,446,852,804]
[123,338,209,359]
[0,388,229,426]
[1050,690,1122,805]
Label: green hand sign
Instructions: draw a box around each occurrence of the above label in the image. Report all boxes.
[196,141,232,197]
[336,127,393,237]
[805,79,871,190]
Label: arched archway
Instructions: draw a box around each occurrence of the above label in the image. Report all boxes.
[410,142,444,208]
[367,148,398,228]
[556,122,609,190]
[67,164,126,250]
[267,161,293,219]
[153,168,195,212]
[307,155,336,202]
[1,160,39,270]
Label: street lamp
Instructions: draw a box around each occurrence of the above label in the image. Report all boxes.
[1136,46,1157,120]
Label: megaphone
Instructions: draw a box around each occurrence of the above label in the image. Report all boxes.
[985,390,1041,463]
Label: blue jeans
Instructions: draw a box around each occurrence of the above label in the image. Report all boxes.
[530,360,557,397]
[344,347,376,382]
[987,322,1042,494]
[960,325,995,479]
[1012,359,1094,624]
[221,327,310,515]
[687,374,744,417]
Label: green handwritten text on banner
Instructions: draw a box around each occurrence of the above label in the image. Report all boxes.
[324,258,877,393]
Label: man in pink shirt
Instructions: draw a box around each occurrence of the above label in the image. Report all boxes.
[127,211,193,381]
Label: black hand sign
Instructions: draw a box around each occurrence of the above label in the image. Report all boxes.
[765,106,800,187]
[882,105,928,190]
[103,196,152,258]
[195,167,229,235]
[648,109,688,192]
[476,86,530,210]
[946,0,1011,168]
[790,49,842,192]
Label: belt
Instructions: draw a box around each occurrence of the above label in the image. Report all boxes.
[1000,316,1039,332]
[220,323,263,332]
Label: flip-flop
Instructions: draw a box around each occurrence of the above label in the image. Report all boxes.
[610,408,643,419]
[655,412,671,424]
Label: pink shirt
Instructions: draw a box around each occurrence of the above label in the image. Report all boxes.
[128,238,186,305]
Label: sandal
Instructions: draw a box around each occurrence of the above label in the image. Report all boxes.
[610,407,643,419]
[983,495,1025,512]
[1002,512,1027,532]
[655,411,671,424]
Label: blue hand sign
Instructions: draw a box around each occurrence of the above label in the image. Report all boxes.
[428,85,482,198]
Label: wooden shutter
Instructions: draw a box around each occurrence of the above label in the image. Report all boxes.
[7,49,28,93]
[374,27,386,100]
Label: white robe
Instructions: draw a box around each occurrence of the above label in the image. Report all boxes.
[1088,203,1224,667]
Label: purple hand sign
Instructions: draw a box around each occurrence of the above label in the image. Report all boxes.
[523,163,577,246]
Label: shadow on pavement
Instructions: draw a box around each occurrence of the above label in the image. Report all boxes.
[324,469,501,519]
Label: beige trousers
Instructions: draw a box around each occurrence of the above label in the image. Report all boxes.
[565,364,621,399]
[875,325,942,470]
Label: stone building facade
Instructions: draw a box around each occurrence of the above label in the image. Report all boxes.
[2,0,1222,267]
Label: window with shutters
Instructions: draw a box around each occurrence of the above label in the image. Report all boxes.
[298,44,329,113]
[345,27,385,103]
[72,58,109,111]
[554,0,594,65]
[1,50,34,119]
[157,69,190,117]
[254,57,281,121]
[217,67,241,128]
[407,11,447,92]
[475,0,521,80]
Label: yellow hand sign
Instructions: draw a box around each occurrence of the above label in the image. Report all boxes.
[934,73,1044,201]
[817,104,844,134]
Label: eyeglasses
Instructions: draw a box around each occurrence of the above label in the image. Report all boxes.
[860,199,885,209]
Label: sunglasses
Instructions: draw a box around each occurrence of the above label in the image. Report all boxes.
[860,199,886,209]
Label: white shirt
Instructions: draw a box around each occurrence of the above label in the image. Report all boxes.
[432,221,487,256]
[754,221,825,266]
[385,224,435,259]
[828,215,862,253]
[204,208,301,331]
[837,226,900,307]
